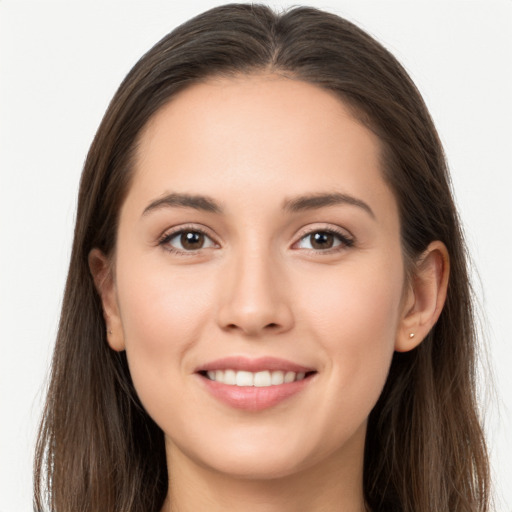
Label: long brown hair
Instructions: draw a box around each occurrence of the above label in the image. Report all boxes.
[34,4,489,511]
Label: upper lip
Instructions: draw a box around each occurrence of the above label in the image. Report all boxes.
[195,356,315,374]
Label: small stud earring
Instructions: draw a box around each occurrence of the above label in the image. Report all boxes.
[409,333,415,339]
[108,329,112,335]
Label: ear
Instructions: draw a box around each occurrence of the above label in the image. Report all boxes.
[395,241,450,352]
[88,248,125,351]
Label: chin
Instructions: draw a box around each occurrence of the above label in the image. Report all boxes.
[199,449,312,480]
[169,426,355,482]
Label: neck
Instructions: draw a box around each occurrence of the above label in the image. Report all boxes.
[161,431,367,512]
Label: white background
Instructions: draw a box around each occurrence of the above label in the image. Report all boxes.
[1,1,511,511]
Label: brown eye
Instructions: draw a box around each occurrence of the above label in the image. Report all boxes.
[310,232,334,250]
[295,229,353,251]
[161,229,217,253]
[180,231,205,250]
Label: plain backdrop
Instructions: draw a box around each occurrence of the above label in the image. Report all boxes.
[1,1,511,511]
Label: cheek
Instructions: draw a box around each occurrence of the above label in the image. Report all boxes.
[114,258,214,404]
[296,258,403,410]
[300,256,403,338]
[117,254,213,339]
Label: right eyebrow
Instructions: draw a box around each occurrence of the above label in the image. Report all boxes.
[141,192,223,217]
[282,192,376,220]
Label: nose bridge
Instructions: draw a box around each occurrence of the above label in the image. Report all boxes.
[216,237,293,336]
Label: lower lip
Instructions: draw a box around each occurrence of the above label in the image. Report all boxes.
[198,374,314,411]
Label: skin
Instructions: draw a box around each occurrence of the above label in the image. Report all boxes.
[90,75,449,512]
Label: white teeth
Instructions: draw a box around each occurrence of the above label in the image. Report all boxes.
[205,369,309,386]
[271,371,284,385]
[223,369,236,385]
[254,371,271,387]
[284,371,296,383]
[236,371,254,386]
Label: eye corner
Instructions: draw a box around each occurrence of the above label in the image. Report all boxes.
[158,224,220,255]
[292,226,355,253]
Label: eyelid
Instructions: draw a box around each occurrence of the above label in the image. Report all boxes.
[156,222,354,255]
[291,224,355,251]
[157,223,220,254]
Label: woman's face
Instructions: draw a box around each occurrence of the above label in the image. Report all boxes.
[107,75,411,479]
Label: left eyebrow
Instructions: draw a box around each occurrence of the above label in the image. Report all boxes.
[282,192,375,220]
[142,192,223,216]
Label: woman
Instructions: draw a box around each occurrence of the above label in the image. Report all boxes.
[33,4,490,511]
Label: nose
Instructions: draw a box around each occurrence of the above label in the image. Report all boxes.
[216,250,294,337]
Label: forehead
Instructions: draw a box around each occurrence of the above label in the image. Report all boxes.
[126,74,395,220]
[137,74,377,167]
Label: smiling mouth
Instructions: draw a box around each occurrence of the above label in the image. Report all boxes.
[199,369,316,387]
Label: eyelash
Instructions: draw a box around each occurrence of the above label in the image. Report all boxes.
[158,226,354,255]
[294,227,354,253]
[158,225,216,255]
